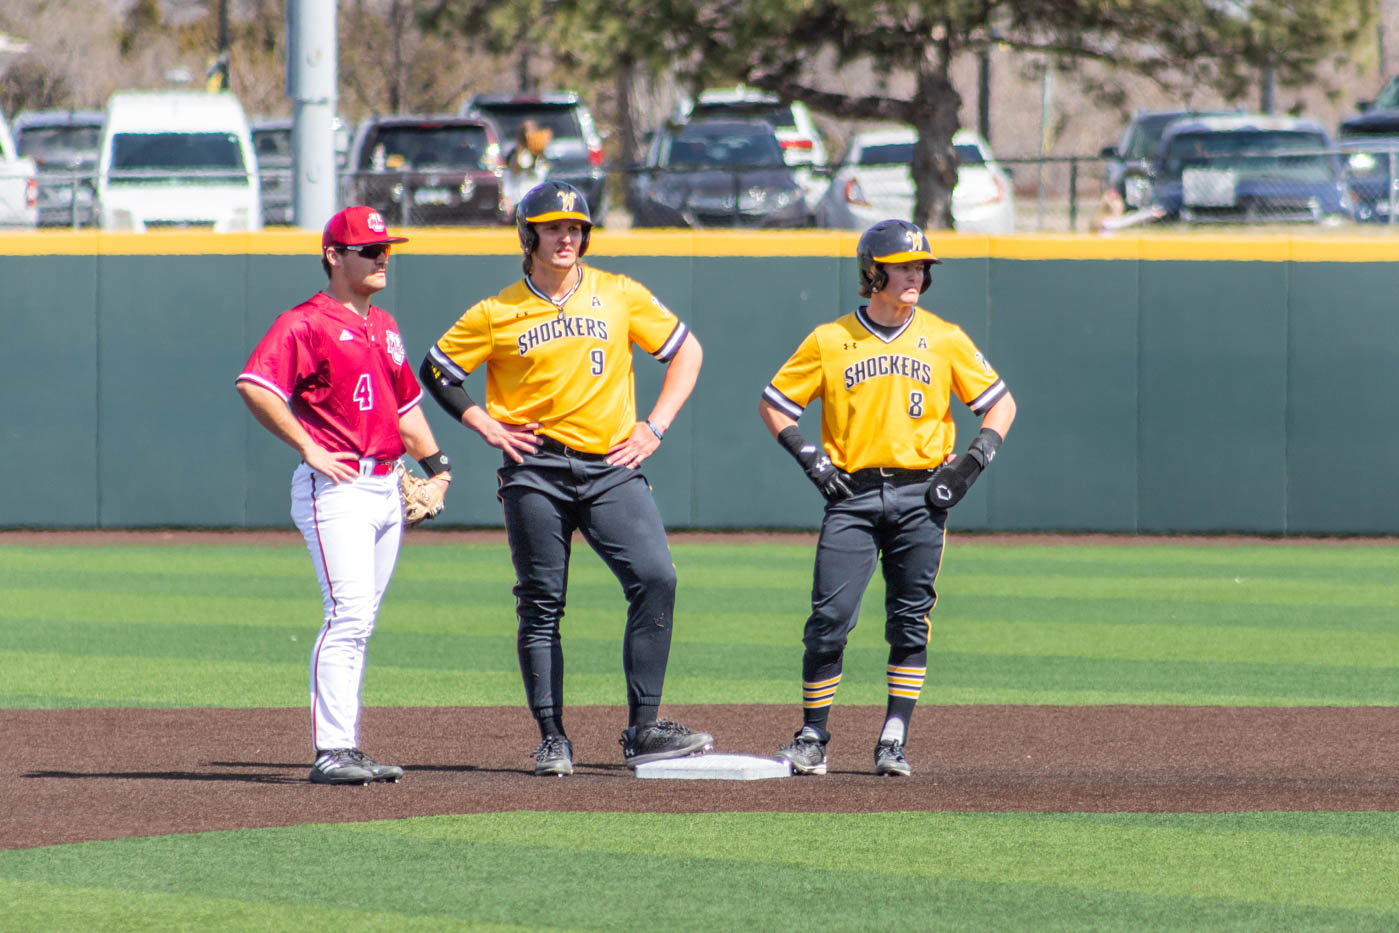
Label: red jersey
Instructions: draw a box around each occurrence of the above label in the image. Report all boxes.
[237,291,423,460]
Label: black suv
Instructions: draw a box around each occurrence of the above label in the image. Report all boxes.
[345,115,507,226]
[1337,78,1399,223]
[459,92,608,221]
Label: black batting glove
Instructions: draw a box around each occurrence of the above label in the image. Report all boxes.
[926,428,1003,511]
[777,426,853,502]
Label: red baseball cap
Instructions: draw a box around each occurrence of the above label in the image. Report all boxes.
[321,206,409,249]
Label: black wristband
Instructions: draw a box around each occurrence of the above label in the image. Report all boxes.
[418,451,451,477]
[777,425,815,466]
[966,427,1004,469]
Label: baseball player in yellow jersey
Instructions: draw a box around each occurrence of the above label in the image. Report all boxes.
[420,181,714,777]
[759,219,1016,776]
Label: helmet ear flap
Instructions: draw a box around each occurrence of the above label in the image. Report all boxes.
[919,262,932,294]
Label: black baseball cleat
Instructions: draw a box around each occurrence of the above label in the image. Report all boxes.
[352,749,404,783]
[874,739,911,777]
[309,748,375,785]
[619,719,715,768]
[777,725,829,775]
[532,735,574,776]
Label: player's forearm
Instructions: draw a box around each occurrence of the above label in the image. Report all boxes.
[398,406,440,459]
[646,333,703,432]
[461,404,498,437]
[758,400,798,441]
[236,380,318,458]
[980,392,1016,439]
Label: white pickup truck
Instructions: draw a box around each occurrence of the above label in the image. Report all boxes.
[0,109,38,227]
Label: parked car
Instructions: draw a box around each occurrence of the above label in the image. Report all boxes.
[0,107,38,228]
[345,114,505,226]
[250,117,294,225]
[251,116,351,226]
[1146,115,1352,225]
[812,126,1015,234]
[1334,81,1399,224]
[1340,75,1399,136]
[1337,135,1399,224]
[13,109,102,227]
[674,85,830,206]
[628,118,809,229]
[1099,109,1235,208]
[459,92,607,220]
[96,90,261,232]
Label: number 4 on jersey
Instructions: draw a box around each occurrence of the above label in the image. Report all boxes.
[353,373,373,410]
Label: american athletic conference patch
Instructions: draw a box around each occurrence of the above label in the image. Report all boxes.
[385,330,407,365]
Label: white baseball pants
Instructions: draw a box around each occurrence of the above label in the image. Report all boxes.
[291,462,403,752]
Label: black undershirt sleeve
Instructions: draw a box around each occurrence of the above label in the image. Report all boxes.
[419,354,475,421]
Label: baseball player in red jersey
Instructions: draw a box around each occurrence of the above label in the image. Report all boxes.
[235,206,453,785]
[420,181,713,777]
[760,219,1016,777]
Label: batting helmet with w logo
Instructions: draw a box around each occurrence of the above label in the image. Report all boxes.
[517,181,593,273]
[856,219,941,297]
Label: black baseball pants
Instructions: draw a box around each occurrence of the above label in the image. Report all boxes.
[804,477,947,656]
[498,445,677,726]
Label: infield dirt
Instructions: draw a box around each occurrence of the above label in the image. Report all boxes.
[6,703,1398,850]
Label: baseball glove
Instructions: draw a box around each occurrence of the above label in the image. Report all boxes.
[397,463,446,527]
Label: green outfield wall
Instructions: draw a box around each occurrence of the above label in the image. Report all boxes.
[2,229,1396,534]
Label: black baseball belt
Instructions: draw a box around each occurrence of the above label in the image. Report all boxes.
[843,467,934,491]
[533,435,611,462]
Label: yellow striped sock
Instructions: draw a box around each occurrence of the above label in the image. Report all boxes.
[802,673,841,709]
[885,663,926,700]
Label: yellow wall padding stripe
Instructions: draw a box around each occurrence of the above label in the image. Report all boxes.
[6,229,1399,261]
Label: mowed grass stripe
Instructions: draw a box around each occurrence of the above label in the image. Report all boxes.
[937,595,1399,633]
[937,618,1399,667]
[1,543,511,575]
[23,580,1384,640]
[1,813,1395,930]
[0,880,526,932]
[941,543,1399,574]
[2,614,1394,707]
[945,570,1399,608]
[0,651,531,709]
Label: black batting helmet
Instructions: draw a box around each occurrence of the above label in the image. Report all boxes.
[517,181,592,274]
[856,219,941,297]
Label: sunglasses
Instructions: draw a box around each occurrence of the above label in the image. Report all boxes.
[337,243,391,259]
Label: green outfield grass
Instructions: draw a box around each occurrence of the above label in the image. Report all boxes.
[1,537,1396,930]
[1,539,1396,708]
[3,812,1398,931]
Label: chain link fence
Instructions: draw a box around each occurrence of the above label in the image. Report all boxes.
[34,166,98,229]
[35,142,1399,232]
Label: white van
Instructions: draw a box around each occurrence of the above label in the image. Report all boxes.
[97,90,262,231]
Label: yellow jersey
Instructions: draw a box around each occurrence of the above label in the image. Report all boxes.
[429,265,689,453]
[763,306,1005,472]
